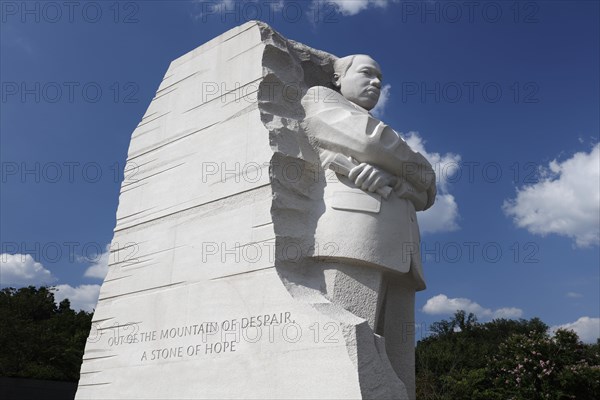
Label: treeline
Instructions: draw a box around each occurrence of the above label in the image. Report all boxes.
[416,310,600,399]
[0,286,92,381]
[1,285,598,399]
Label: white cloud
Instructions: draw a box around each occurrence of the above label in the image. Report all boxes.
[422,294,523,320]
[423,294,483,315]
[404,132,461,193]
[53,284,101,312]
[551,317,600,344]
[417,193,459,234]
[566,292,583,298]
[370,84,391,119]
[0,252,102,311]
[493,307,525,319]
[0,254,56,286]
[503,144,600,248]
[321,0,390,16]
[84,245,110,280]
[404,132,462,234]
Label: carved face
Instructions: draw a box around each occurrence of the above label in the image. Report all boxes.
[334,55,382,111]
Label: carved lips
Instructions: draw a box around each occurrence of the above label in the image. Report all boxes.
[364,86,381,98]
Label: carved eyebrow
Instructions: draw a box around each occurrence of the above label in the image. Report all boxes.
[357,65,382,79]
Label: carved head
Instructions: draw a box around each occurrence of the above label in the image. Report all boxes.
[332,54,382,111]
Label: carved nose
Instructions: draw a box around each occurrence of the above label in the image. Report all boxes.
[371,78,381,89]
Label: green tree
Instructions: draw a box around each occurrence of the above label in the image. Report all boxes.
[490,329,600,399]
[0,286,93,381]
[416,311,599,400]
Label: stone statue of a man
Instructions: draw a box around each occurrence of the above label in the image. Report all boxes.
[300,54,437,399]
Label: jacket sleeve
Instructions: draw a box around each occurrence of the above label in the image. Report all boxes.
[301,86,437,210]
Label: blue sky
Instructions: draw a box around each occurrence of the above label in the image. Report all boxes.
[1,0,599,342]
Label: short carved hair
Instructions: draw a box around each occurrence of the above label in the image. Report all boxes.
[333,55,356,80]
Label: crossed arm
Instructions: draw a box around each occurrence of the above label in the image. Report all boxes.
[301,86,436,211]
[348,162,430,211]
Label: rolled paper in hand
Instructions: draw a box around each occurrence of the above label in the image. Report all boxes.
[324,153,393,199]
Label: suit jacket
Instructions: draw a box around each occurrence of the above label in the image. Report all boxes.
[300,86,437,290]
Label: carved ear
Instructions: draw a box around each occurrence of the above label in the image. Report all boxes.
[332,73,341,88]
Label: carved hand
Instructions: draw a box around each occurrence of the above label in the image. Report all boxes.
[348,162,397,193]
